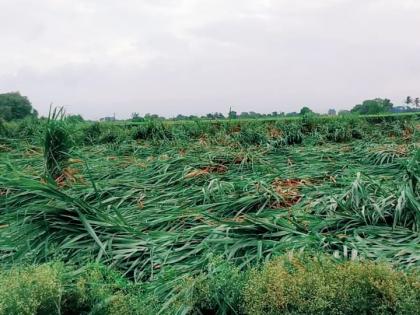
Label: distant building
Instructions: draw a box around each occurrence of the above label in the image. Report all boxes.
[100,116,116,122]
[328,109,336,116]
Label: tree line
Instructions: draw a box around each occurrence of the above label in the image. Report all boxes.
[1,92,419,122]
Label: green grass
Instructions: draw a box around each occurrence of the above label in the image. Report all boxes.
[0,113,419,314]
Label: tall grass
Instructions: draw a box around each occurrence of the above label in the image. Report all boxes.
[0,112,418,313]
[44,107,72,180]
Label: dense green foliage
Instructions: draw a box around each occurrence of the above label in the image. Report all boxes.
[44,107,72,179]
[0,92,37,121]
[0,255,418,315]
[351,98,394,115]
[0,112,419,314]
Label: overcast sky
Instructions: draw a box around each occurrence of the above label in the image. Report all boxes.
[1,0,419,119]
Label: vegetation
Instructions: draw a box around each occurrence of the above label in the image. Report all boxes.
[0,92,37,121]
[0,111,419,314]
[0,255,418,315]
[350,98,394,115]
[405,96,420,108]
[43,107,72,180]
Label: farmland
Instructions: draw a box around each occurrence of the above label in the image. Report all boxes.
[0,113,419,314]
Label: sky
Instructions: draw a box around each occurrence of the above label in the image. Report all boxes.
[0,0,419,119]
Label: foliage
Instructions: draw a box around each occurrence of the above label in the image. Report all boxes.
[66,114,85,123]
[0,263,64,315]
[0,92,37,121]
[0,112,419,314]
[351,98,393,115]
[0,255,418,315]
[299,106,314,116]
[243,255,420,315]
[0,118,6,136]
[44,107,72,179]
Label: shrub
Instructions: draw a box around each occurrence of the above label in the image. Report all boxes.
[0,263,64,315]
[242,255,420,315]
[63,263,132,314]
[0,256,418,315]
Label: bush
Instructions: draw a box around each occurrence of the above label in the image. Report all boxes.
[0,256,418,315]
[0,262,140,315]
[64,263,132,315]
[242,255,420,315]
[0,263,64,315]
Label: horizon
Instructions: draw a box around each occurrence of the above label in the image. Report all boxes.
[13,94,419,120]
[0,91,416,120]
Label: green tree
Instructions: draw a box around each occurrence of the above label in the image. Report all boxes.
[131,112,144,122]
[214,112,225,119]
[0,92,37,121]
[351,98,393,115]
[66,114,84,123]
[175,114,187,120]
[405,96,412,106]
[228,110,237,119]
[414,97,419,108]
[299,106,314,115]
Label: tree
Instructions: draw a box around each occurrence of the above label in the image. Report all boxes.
[351,98,393,115]
[175,114,187,120]
[0,106,12,121]
[338,110,351,115]
[66,114,84,123]
[144,113,161,120]
[405,96,412,106]
[0,92,37,121]
[414,97,420,108]
[214,112,225,119]
[131,112,145,122]
[299,106,314,115]
[206,112,225,120]
[228,108,237,119]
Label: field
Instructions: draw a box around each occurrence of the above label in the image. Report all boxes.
[0,113,419,314]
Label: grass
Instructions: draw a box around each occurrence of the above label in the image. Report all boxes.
[0,113,419,314]
[44,107,72,180]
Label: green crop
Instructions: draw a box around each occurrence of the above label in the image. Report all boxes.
[0,112,419,313]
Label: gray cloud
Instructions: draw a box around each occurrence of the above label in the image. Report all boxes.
[0,0,419,119]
